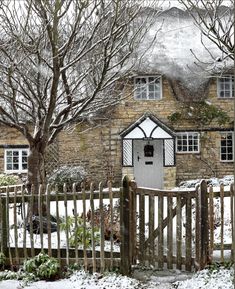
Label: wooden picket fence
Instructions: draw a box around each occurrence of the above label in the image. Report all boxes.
[121,178,209,273]
[0,177,234,275]
[121,178,234,273]
[0,182,121,273]
[208,183,234,264]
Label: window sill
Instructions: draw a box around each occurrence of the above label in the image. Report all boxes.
[4,170,28,174]
[176,152,200,154]
[134,98,163,101]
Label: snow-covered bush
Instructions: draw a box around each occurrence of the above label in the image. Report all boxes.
[23,252,60,280]
[48,165,86,192]
[178,175,234,189]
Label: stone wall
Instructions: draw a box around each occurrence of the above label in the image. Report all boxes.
[164,167,177,189]
[57,122,123,186]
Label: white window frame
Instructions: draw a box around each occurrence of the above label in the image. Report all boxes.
[217,75,234,98]
[4,148,29,173]
[176,132,200,153]
[220,132,233,162]
[134,76,162,100]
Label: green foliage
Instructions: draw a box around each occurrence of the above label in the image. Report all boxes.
[167,111,181,123]
[60,216,100,248]
[0,252,6,268]
[23,252,60,280]
[168,101,230,126]
[0,174,18,186]
[206,261,234,273]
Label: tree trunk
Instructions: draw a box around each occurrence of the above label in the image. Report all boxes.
[27,142,46,216]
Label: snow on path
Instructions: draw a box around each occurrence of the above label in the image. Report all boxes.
[175,268,233,289]
[0,268,234,289]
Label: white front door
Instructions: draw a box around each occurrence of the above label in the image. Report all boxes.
[133,140,164,188]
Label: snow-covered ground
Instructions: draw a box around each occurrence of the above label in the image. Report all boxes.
[0,267,234,289]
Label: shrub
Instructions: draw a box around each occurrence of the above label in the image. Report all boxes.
[23,252,60,280]
[60,216,100,248]
[48,166,86,192]
[0,174,18,186]
[0,252,6,269]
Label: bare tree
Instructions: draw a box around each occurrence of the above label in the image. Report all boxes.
[0,0,159,198]
[180,0,234,61]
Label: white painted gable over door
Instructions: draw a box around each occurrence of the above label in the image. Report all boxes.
[121,114,175,189]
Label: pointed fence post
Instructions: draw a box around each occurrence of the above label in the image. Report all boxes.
[130,180,137,265]
[120,175,131,275]
[0,194,7,256]
[196,179,209,269]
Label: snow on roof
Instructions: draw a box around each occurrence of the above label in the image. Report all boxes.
[133,6,233,93]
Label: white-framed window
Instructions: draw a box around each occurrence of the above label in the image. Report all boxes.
[4,148,29,173]
[134,76,162,100]
[217,75,234,98]
[176,132,200,153]
[220,132,233,162]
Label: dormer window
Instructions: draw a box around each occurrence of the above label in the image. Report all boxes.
[134,76,162,100]
[217,75,234,98]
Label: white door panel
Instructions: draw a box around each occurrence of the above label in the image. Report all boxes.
[133,140,163,188]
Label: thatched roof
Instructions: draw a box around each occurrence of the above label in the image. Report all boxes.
[167,78,211,102]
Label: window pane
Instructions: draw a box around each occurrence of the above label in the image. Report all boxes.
[6,157,12,163]
[13,157,19,163]
[7,164,12,170]
[22,157,27,163]
[149,92,155,99]
[221,147,226,154]
[228,154,233,160]
[13,164,19,170]
[22,164,28,170]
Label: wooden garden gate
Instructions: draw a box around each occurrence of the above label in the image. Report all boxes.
[120,176,209,274]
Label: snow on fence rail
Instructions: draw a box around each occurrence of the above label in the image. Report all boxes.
[0,181,121,273]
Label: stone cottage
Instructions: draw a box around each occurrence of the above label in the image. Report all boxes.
[0,73,233,189]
